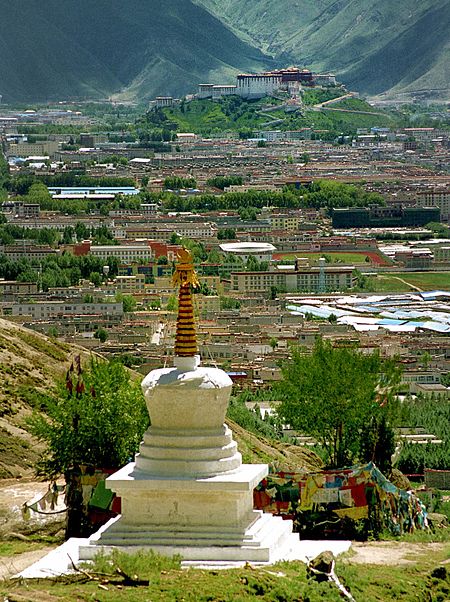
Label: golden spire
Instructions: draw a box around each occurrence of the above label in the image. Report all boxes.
[173,249,199,357]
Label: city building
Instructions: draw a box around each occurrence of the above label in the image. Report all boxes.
[219,242,276,263]
[155,97,175,108]
[113,274,146,294]
[11,301,124,320]
[230,263,354,293]
[211,85,238,99]
[1,200,40,218]
[257,129,312,141]
[434,246,450,262]
[417,189,450,223]
[236,73,282,99]
[89,244,154,263]
[332,205,440,228]
[7,141,59,158]
[48,186,140,199]
[0,244,60,261]
[0,280,38,298]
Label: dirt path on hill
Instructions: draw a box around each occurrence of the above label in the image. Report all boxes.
[346,541,447,565]
[378,275,423,292]
[0,547,56,580]
[0,479,50,514]
[0,479,65,580]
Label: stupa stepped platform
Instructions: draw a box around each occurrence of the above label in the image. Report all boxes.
[80,512,297,563]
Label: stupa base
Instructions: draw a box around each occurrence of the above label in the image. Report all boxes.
[80,513,298,563]
[78,461,300,564]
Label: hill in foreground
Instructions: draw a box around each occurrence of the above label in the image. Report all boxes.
[0,319,320,478]
[0,318,96,478]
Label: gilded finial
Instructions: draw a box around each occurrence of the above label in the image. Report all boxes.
[173,249,199,357]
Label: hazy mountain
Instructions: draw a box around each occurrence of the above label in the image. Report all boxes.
[198,0,450,99]
[1,1,447,103]
[0,0,270,103]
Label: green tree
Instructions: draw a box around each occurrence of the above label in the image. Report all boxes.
[166,295,178,311]
[420,351,432,370]
[217,228,236,240]
[277,339,401,468]
[28,358,149,536]
[206,176,243,190]
[220,296,241,310]
[26,182,52,206]
[75,222,90,241]
[425,222,450,238]
[116,293,137,313]
[62,226,74,245]
[89,271,102,287]
[301,152,310,164]
[169,232,182,245]
[94,327,108,343]
[163,176,196,190]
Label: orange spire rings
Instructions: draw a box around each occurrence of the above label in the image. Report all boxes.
[173,249,199,357]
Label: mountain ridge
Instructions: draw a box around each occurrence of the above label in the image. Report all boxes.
[0,1,448,103]
[197,0,450,99]
[0,0,270,103]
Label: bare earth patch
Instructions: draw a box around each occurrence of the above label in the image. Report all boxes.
[0,479,65,579]
[347,541,448,565]
[0,547,55,581]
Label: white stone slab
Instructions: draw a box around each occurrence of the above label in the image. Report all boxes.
[15,538,352,578]
[108,461,268,491]
[16,538,90,579]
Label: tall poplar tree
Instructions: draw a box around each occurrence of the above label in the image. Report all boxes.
[277,339,401,469]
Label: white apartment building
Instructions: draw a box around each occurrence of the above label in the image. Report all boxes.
[113,274,146,293]
[90,245,153,262]
[230,266,354,293]
[124,223,216,239]
[7,141,59,158]
[11,302,124,320]
[417,189,450,223]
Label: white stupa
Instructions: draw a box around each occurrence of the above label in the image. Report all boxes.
[79,249,299,563]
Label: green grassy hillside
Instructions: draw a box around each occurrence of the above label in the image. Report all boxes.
[139,94,401,137]
[0,0,270,103]
[198,0,450,99]
[0,318,320,479]
[0,318,95,478]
